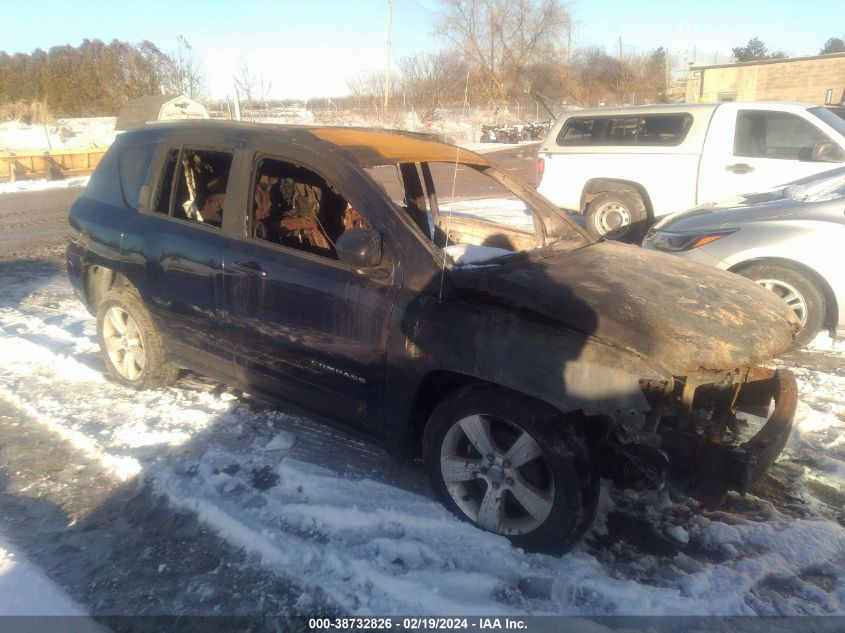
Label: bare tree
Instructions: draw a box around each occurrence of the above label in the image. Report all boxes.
[346,70,389,109]
[232,59,274,114]
[435,0,572,104]
[232,59,257,109]
[167,35,208,99]
[397,51,467,113]
[571,47,615,107]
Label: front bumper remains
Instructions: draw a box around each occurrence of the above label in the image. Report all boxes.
[660,367,797,502]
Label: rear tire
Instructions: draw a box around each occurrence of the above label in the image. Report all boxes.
[423,383,599,554]
[585,191,648,243]
[96,288,179,389]
[736,262,826,349]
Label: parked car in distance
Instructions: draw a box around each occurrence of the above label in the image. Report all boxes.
[537,102,845,242]
[643,167,845,348]
[68,121,800,553]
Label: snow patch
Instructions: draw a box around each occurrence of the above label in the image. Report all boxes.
[263,431,297,451]
[444,244,514,267]
[0,117,115,152]
[439,198,534,229]
[0,536,95,618]
[0,176,90,195]
[666,525,690,544]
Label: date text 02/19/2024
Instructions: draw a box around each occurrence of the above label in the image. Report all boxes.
[308,617,528,630]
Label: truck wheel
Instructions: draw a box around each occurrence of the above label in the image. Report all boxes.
[96,288,179,389]
[585,191,648,243]
[423,384,599,554]
[736,262,826,349]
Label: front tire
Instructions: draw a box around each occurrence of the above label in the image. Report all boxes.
[96,288,179,389]
[736,262,826,349]
[423,384,599,554]
[585,191,648,243]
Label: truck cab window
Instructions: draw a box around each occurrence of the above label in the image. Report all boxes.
[735,111,830,160]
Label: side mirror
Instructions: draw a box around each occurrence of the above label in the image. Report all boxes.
[336,228,382,269]
[811,141,845,163]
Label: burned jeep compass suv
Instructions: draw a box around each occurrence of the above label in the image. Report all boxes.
[67,122,799,553]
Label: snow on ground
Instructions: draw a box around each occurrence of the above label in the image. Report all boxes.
[0,535,91,618]
[444,244,515,267]
[1,263,844,617]
[439,198,535,230]
[0,534,111,630]
[0,175,90,195]
[0,117,116,152]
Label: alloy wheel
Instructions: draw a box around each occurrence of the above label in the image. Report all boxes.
[101,306,146,381]
[756,278,808,325]
[439,414,555,535]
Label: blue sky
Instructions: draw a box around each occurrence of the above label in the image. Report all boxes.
[0,0,839,99]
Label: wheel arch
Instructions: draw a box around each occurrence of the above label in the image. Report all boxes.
[580,178,654,219]
[83,264,133,312]
[407,370,595,456]
[729,257,838,332]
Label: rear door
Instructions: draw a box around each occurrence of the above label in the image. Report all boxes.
[121,142,243,376]
[221,153,402,432]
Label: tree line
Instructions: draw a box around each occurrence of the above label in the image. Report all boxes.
[0,37,207,120]
[731,35,845,62]
[344,1,845,116]
[344,0,670,116]
[3,1,843,122]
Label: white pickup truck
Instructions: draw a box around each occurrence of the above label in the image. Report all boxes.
[536,102,845,241]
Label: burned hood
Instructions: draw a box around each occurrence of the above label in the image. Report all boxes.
[449,242,799,374]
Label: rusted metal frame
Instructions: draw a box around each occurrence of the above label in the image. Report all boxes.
[677,366,751,411]
[659,368,797,501]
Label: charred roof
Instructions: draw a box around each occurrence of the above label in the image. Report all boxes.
[118,120,490,168]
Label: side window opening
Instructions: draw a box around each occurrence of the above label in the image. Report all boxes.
[365,162,439,243]
[250,158,368,260]
[154,148,233,227]
[735,111,830,160]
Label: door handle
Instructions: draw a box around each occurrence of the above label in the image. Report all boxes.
[726,163,754,174]
[231,261,267,277]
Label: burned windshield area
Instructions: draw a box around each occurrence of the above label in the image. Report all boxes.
[250,158,367,260]
[365,160,541,264]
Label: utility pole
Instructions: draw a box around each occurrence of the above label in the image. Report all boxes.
[383,0,393,110]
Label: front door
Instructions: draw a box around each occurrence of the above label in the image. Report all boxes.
[699,106,838,203]
[221,155,400,432]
